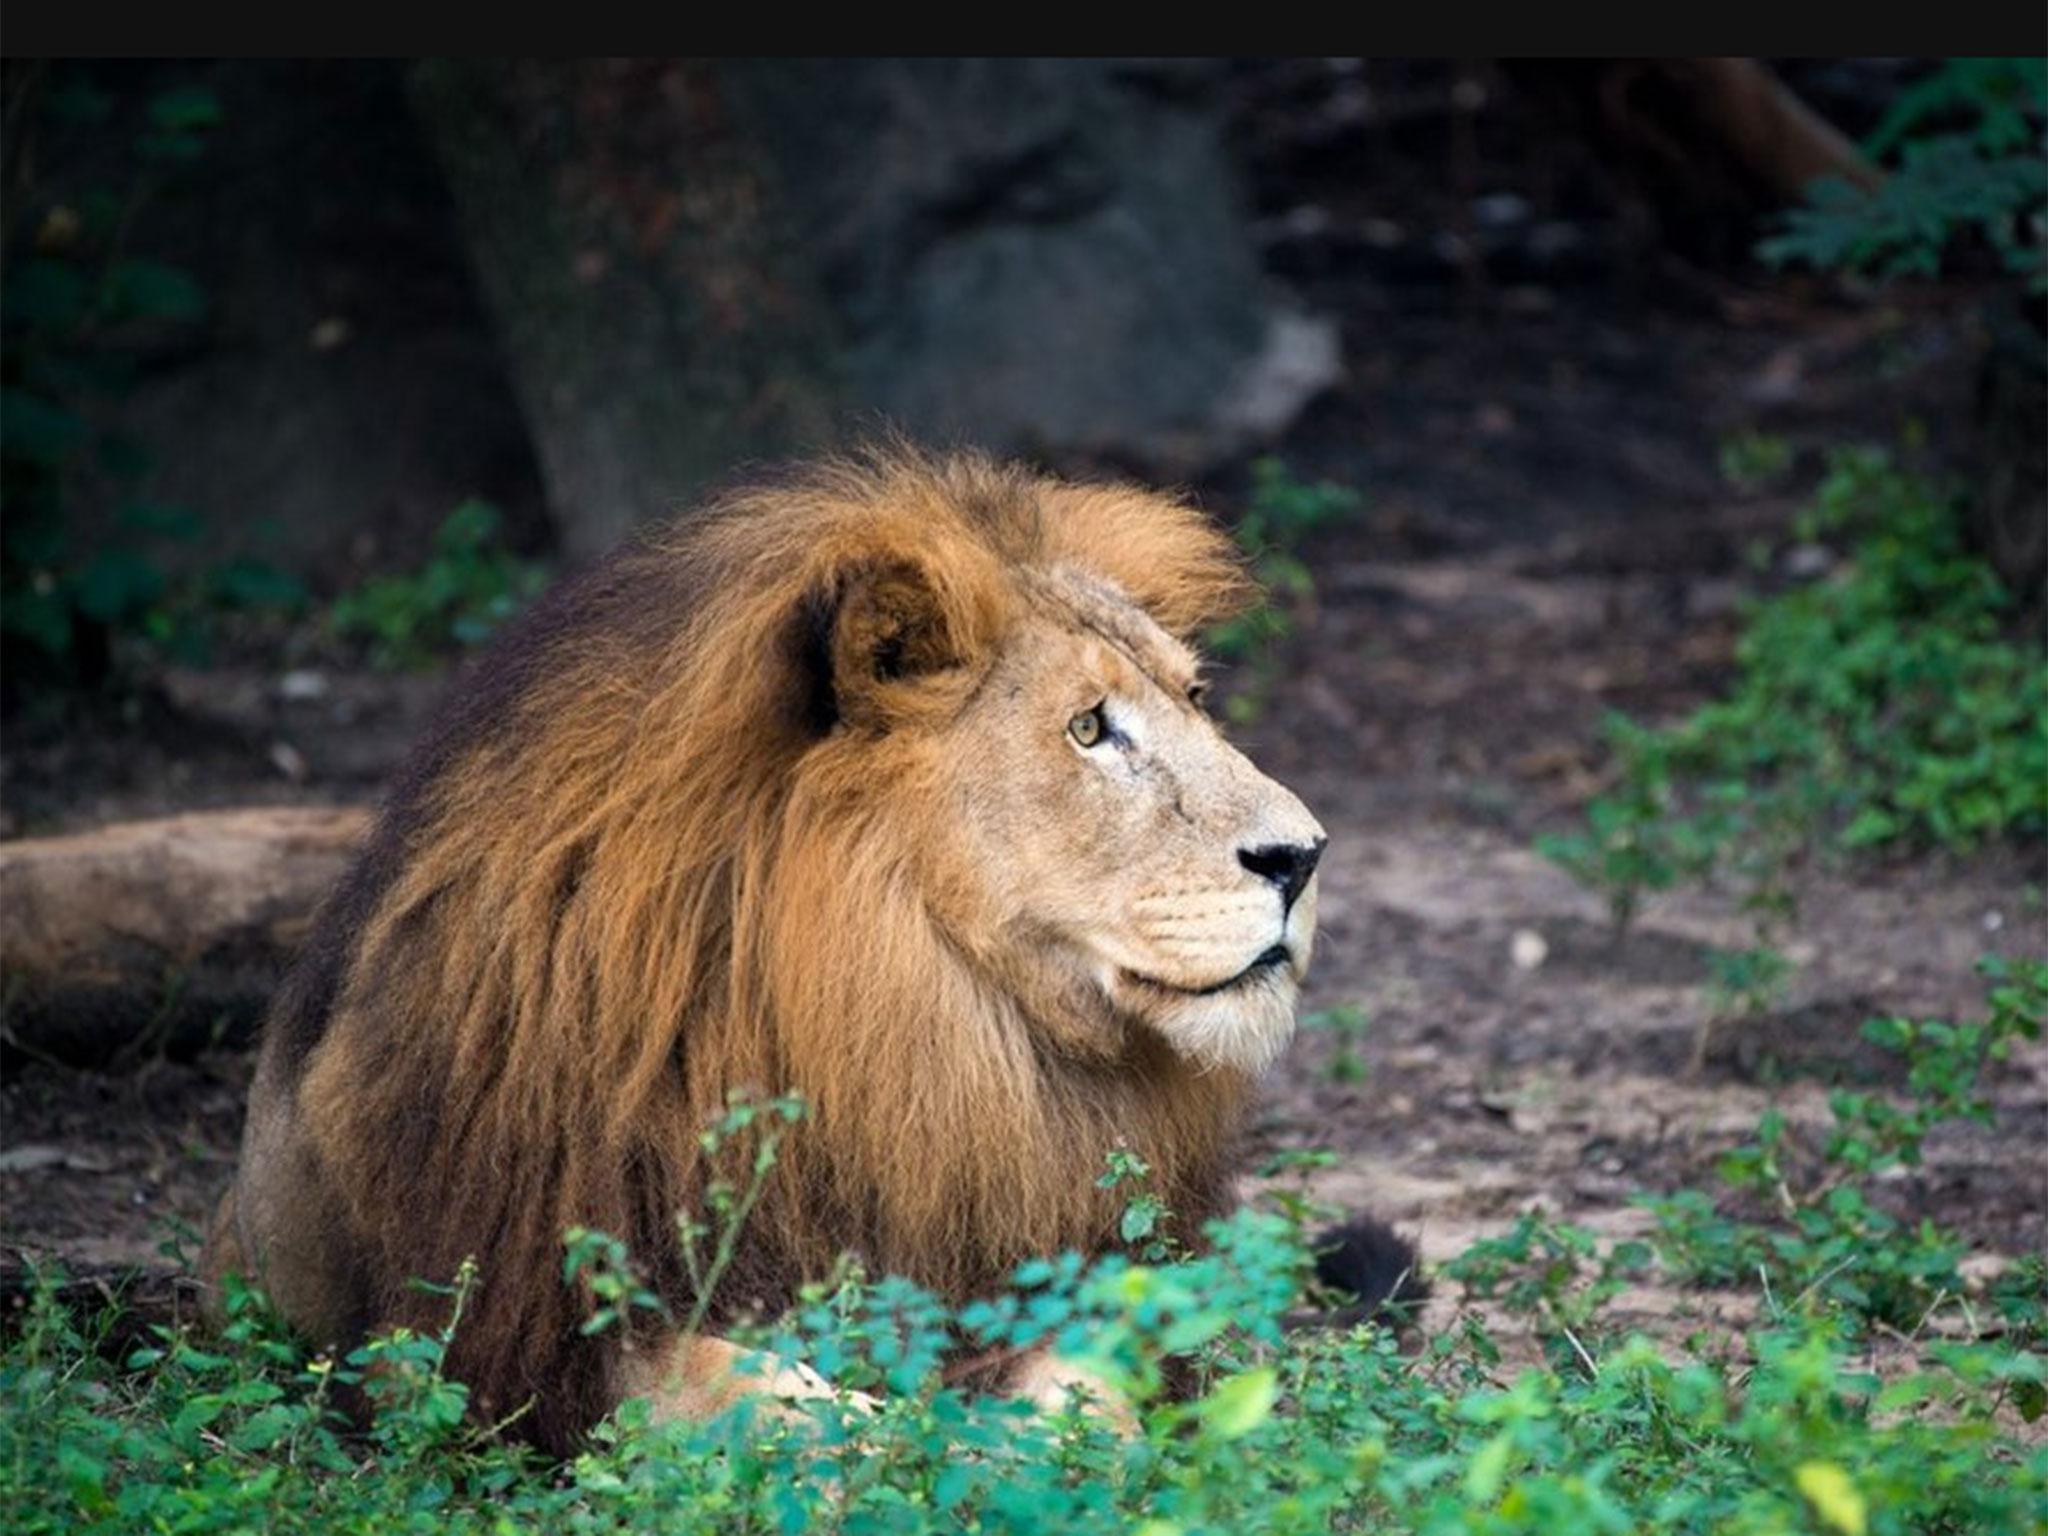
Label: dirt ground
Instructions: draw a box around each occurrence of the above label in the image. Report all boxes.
[3,63,2043,1339]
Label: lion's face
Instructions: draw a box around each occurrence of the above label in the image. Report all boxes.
[927,566,1325,1073]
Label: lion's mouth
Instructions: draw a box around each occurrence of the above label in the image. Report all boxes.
[1127,944,1293,998]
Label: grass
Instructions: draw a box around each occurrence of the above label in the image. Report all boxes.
[5,960,2043,1535]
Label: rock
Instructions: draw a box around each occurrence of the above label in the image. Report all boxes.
[36,62,1336,582]
[276,670,329,703]
[1782,544,1832,579]
[1510,929,1550,970]
[723,58,1320,477]
[1212,311,1344,442]
[411,58,1337,562]
[0,807,369,1064]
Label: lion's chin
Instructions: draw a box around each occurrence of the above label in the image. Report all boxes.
[1143,969,1300,1074]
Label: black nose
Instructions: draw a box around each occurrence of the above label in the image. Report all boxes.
[1239,837,1326,913]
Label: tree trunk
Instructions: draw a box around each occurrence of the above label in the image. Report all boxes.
[1969,291,2048,610]
[1502,59,1880,270]
[407,60,845,564]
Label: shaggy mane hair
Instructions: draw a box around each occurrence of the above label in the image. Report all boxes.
[279,448,1264,1450]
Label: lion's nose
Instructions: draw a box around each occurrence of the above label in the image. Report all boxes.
[1238,836,1326,914]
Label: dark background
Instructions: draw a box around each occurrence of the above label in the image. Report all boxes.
[3,58,2036,821]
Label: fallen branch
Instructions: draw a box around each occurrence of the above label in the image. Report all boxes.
[0,807,370,1065]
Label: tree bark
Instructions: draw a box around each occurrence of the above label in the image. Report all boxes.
[406,60,844,565]
[1503,59,1880,269]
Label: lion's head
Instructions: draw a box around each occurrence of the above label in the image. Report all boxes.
[868,557,1325,1076]
[219,447,1327,1451]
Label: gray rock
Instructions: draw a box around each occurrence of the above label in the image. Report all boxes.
[719,59,1327,476]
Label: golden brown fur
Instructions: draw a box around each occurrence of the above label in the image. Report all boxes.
[207,447,1327,1452]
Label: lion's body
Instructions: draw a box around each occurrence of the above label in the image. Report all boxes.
[209,450,1329,1452]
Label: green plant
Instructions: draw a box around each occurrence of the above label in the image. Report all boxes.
[1533,727,1712,934]
[327,499,547,669]
[11,1199,2044,1533]
[676,1090,808,1336]
[1693,943,1796,1070]
[1718,429,1796,493]
[1442,1213,1653,1358]
[2,70,307,686]
[564,1089,809,1342]
[1825,954,2044,1177]
[8,963,2046,1533]
[1703,944,1794,1020]
[1208,457,1365,721]
[1762,58,2047,291]
[1097,1144,1177,1262]
[1647,956,2044,1334]
[1302,1002,1373,1083]
[1541,447,2048,934]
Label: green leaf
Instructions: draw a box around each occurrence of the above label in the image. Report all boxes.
[3,258,91,331]
[1197,1366,1277,1439]
[148,85,223,131]
[1842,806,1901,846]
[1464,1428,1515,1503]
[2014,1377,2047,1423]
[108,259,206,323]
[932,1463,974,1507]
[1120,1201,1158,1244]
[213,559,307,612]
[58,1443,110,1514]
[227,1404,300,1452]
[75,548,164,622]
[1795,1460,1868,1536]
[1,389,92,465]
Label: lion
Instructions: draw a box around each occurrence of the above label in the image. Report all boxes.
[202,446,1363,1453]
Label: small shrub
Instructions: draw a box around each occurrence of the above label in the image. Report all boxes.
[1646,956,2045,1333]
[327,499,547,669]
[1209,457,1365,721]
[1761,58,2047,290]
[9,964,2044,1532]
[2,70,307,686]
[1541,447,2048,934]
[1301,1002,1373,1083]
[10,1207,2043,1532]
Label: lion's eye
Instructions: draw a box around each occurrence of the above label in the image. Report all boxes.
[1068,705,1107,748]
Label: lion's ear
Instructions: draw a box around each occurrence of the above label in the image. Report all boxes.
[793,558,979,733]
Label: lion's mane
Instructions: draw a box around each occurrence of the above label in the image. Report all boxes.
[265,449,1260,1450]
